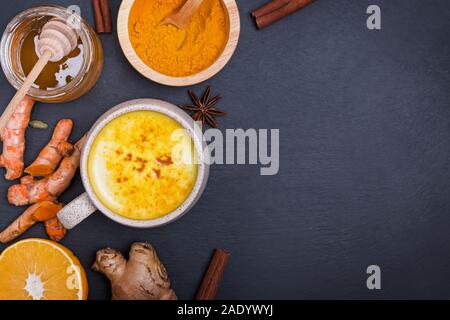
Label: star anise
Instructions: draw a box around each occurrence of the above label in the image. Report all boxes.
[180,86,226,128]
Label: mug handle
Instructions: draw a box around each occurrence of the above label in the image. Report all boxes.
[57,193,97,229]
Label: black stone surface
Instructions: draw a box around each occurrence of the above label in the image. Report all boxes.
[1,0,450,299]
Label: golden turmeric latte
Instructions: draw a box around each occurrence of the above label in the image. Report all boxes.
[129,0,228,77]
[88,111,198,220]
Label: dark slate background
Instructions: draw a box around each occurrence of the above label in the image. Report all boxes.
[0,0,450,300]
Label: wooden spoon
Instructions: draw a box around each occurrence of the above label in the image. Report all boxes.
[0,18,78,133]
[161,0,204,29]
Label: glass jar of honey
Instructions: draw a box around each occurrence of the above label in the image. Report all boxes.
[0,5,103,103]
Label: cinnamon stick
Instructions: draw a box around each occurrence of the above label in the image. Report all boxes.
[92,0,105,33]
[195,249,230,300]
[251,0,291,19]
[92,0,112,33]
[100,0,112,33]
[252,0,316,30]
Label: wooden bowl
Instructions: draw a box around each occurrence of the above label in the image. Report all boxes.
[117,0,240,86]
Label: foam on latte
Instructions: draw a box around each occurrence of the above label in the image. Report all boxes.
[87,111,198,220]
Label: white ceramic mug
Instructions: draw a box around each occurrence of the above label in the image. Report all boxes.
[57,99,209,229]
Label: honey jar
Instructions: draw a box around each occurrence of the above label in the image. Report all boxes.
[0,5,103,103]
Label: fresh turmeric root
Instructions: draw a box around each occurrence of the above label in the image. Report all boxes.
[44,217,67,242]
[25,119,74,177]
[92,242,177,300]
[0,201,63,243]
[8,135,86,206]
[0,96,34,180]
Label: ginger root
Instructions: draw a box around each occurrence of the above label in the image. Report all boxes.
[0,201,63,243]
[8,135,86,206]
[0,96,34,180]
[25,119,74,177]
[92,242,177,300]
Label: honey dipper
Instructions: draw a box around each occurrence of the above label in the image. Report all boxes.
[0,18,78,133]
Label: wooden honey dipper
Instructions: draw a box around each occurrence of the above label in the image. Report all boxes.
[0,18,78,133]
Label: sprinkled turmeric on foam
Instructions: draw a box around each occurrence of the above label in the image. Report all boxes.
[129,0,228,77]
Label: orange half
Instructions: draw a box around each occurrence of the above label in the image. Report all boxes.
[0,238,88,300]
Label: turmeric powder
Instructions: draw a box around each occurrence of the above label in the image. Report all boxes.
[129,0,228,77]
